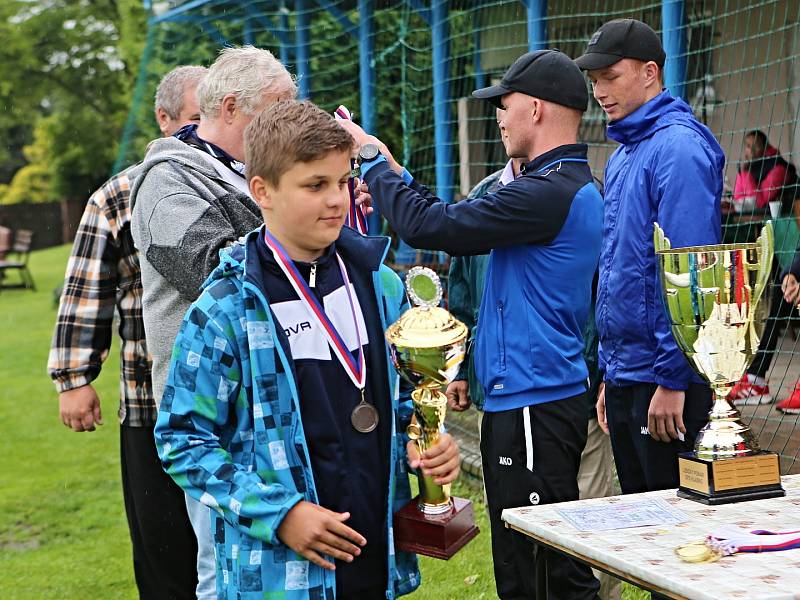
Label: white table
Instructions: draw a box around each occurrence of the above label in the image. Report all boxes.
[502,475,800,599]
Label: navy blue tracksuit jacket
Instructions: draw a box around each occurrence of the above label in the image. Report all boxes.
[361,144,603,411]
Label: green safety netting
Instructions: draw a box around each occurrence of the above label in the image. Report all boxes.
[120,0,800,472]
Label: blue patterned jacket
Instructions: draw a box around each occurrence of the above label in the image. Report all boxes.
[155,226,420,599]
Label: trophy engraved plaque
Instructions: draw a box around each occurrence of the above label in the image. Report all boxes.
[654,222,784,504]
[385,267,480,559]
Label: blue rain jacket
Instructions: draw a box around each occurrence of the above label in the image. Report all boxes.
[597,90,724,389]
[154,227,419,599]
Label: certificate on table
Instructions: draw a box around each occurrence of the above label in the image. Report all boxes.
[554,498,688,531]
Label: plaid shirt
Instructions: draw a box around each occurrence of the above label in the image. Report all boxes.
[48,164,155,427]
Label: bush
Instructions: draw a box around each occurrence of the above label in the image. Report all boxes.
[0,162,52,204]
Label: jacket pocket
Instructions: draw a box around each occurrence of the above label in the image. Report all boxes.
[497,302,507,372]
[645,275,657,340]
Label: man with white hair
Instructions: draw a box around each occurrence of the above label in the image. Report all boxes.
[49,64,207,599]
[131,45,296,600]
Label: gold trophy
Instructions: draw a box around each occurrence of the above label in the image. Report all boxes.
[654,222,784,504]
[385,267,479,559]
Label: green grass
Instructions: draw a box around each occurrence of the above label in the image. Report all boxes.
[406,478,496,599]
[0,245,648,599]
[0,245,136,599]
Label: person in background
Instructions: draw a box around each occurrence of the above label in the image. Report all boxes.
[576,19,723,500]
[732,130,797,214]
[131,46,296,600]
[48,65,208,600]
[728,130,800,407]
[779,253,800,414]
[445,108,523,415]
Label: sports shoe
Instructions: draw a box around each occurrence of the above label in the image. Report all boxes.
[776,382,800,414]
[728,374,773,405]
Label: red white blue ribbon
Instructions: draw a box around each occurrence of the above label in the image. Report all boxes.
[708,527,800,555]
[333,105,369,235]
[262,228,365,390]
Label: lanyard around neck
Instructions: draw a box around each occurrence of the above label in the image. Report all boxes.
[262,229,365,390]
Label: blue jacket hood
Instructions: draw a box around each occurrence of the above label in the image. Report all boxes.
[608,91,723,168]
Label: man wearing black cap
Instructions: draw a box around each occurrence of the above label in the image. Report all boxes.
[340,49,601,599]
[575,20,723,497]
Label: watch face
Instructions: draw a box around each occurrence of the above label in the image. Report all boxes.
[360,143,380,162]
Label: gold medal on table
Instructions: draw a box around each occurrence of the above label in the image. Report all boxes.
[675,541,721,563]
[351,392,379,433]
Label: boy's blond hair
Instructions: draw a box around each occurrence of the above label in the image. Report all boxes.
[245,100,354,186]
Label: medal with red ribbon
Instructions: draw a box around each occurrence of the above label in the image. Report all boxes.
[708,527,800,555]
[333,105,369,235]
[262,228,378,433]
[676,527,800,563]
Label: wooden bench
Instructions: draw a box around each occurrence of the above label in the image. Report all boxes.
[0,229,36,291]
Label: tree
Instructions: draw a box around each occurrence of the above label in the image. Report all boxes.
[0,0,146,204]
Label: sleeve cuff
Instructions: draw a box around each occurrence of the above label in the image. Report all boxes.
[264,492,305,546]
[358,155,387,177]
[51,372,95,393]
[654,375,690,391]
[401,168,413,185]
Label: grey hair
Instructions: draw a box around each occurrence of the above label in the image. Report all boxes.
[154,65,208,119]
[197,45,297,118]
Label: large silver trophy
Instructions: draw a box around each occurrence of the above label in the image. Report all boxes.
[654,222,784,504]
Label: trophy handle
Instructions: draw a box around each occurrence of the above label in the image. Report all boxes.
[653,222,672,253]
[752,221,774,306]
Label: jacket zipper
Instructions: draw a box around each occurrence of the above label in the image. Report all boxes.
[309,262,317,287]
[498,301,506,371]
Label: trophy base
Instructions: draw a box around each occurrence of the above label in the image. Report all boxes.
[677,451,785,505]
[393,496,479,560]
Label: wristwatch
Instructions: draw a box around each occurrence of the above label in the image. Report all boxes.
[357,143,381,164]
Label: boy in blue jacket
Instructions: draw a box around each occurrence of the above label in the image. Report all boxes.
[576,19,723,495]
[154,100,460,600]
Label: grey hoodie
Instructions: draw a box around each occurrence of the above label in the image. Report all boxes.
[130,136,262,404]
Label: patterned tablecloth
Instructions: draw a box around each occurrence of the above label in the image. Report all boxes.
[502,475,800,600]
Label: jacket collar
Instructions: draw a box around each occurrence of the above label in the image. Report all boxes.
[499,159,518,185]
[521,143,588,175]
[606,89,695,145]
[233,225,391,292]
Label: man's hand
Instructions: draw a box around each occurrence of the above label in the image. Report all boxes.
[648,386,686,443]
[353,179,374,214]
[407,433,460,485]
[782,273,800,305]
[277,501,366,571]
[59,385,103,432]
[596,382,609,435]
[337,120,403,174]
[445,380,471,412]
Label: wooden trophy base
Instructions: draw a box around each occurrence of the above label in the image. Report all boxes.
[677,450,785,505]
[393,496,480,560]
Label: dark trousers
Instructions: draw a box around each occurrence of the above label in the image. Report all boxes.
[120,424,198,600]
[605,382,712,494]
[481,394,600,600]
[749,275,797,379]
[338,585,386,600]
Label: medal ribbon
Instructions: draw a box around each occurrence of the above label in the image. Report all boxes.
[262,229,365,390]
[333,105,369,235]
[708,527,800,555]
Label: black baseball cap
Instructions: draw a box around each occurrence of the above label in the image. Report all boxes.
[472,49,589,112]
[574,19,666,71]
